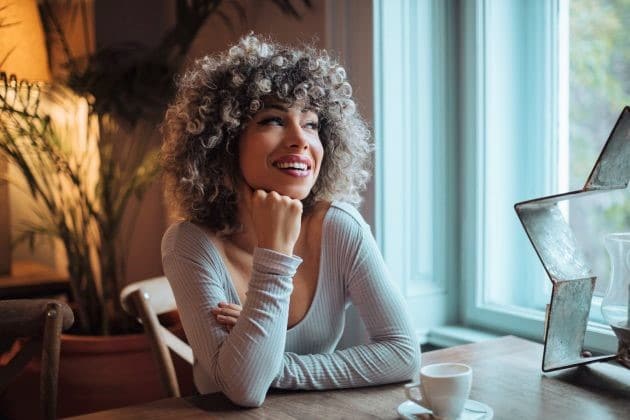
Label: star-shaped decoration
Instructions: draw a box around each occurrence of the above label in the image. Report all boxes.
[515,106,630,372]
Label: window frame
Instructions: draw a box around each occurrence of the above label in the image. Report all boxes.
[373,0,459,332]
[460,0,618,354]
[374,0,619,354]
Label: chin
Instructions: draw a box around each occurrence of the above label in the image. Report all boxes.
[264,184,312,200]
[280,188,311,200]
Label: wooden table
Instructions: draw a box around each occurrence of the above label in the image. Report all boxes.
[0,260,69,299]
[67,336,630,419]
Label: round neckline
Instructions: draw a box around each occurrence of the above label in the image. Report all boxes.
[198,202,337,333]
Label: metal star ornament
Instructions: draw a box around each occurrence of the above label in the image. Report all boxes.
[515,106,630,372]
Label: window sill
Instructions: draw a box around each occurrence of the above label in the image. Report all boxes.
[418,325,504,349]
[420,321,618,357]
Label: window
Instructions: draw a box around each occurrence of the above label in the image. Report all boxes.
[463,0,628,353]
[375,0,628,353]
[374,0,459,334]
[460,0,562,342]
[565,0,630,322]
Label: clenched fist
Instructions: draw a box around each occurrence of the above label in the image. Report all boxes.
[249,189,303,256]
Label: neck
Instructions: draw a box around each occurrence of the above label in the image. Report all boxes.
[226,199,312,255]
[226,203,258,254]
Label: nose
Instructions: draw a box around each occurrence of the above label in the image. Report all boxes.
[284,120,309,150]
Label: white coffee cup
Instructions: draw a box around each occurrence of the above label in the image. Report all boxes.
[404,363,472,419]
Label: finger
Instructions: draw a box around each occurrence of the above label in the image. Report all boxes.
[216,314,238,326]
[216,307,241,317]
[211,307,240,317]
[218,302,242,311]
[290,197,303,214]
[251,188,267,205]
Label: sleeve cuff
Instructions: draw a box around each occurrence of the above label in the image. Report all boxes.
[252,247,303,276]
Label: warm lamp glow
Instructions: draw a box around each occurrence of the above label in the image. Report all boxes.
[2,81,100,276]
[0,0,51,82]
[0,0,51,274]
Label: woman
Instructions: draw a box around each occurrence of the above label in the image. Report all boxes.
[161,34,420,407]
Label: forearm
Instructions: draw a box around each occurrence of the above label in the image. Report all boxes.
[267,203,421,391]
[213,248,298,406]
[164,242,301,407]
[271,333,419,390]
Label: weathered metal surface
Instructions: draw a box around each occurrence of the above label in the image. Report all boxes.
[611,325,630,369]
[544,280,613,371]
[517,204,591,282]
[585,108,630,190]
[515,106,630,371]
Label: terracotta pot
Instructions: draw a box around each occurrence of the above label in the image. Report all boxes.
[0,316,194,419]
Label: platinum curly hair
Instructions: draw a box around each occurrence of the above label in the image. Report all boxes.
[162,33,372,234]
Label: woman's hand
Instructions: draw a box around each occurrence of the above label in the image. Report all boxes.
[211,302,242,331]
[248,189,303,255]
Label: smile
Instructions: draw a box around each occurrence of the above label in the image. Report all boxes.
[274,161,309,170]
[273,155,313,171]
[271,155,313,177]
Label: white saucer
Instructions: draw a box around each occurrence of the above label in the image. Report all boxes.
[397,399,494,419]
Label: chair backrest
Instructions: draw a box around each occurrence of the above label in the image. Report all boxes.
[120,276,192,398]
[0,299,74,420]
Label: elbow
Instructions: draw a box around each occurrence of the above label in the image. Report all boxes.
[395,334,422,381]
[223,386,267,408]
[405,343,421,379]
[213,355,283,408]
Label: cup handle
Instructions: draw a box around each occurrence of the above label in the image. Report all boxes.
[404,382,424,406]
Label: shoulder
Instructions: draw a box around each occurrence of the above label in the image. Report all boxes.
[161,220,217,258]
[326,201,370,233]
[161,221,226,280]
[321,201,373,256]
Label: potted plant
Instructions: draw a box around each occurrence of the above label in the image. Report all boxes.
[0,0,311,416]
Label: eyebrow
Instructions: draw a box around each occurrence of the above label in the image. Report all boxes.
[264,103,317,114]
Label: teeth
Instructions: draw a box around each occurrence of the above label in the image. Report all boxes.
[275,162,308,170]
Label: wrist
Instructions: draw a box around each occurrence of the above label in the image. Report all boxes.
[252,247,303,276]
[257,241,294,256]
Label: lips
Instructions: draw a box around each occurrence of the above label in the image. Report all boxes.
[272,155,313,177]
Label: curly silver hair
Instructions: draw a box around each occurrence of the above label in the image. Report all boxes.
[162,34,372,234]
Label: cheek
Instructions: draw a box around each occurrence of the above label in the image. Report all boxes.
[313,141,325,171]
[239,150,261,181]
[238,134,265,172]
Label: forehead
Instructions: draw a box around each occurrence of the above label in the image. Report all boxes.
[261,98,318,115]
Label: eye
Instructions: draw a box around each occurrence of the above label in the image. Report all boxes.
[304,121,319,130]
[258,116,284,126]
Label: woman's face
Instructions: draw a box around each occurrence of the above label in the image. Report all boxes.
[238,102,323,200]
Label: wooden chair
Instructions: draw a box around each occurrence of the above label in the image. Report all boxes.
[120,276,193,398]
[0,299,74,420]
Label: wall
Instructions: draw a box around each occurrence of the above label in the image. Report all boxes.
[93,0,374,285]
[0,0,374,353]
[7,0,373,290]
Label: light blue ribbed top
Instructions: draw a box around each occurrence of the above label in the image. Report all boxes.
[161,201,420,407]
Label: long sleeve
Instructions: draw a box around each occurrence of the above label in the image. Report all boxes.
[271,203,421,389]
[161,222,302,407]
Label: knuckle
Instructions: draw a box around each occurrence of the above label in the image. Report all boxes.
[252,190,263,203]
[291,200,303,212]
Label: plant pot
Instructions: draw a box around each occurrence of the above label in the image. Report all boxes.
[0,313,194,419]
